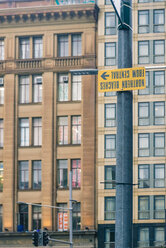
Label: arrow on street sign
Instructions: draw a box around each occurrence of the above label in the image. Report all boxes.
[101,72,109,80]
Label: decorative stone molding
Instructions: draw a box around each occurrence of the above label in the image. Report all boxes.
[0,4,99,23]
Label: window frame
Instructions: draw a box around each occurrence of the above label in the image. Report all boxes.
[153,40,165,64]
[154,132,165,157]
[19,118,29,147]
[138,133,150,157]
[154,195,165,219]
[105,42,116,66]
[154,164,165,188]
[71,34,82,56]
[105,134,116,158]
[32,205,41,230]
[105,12,117,35]
[57,116,68,145]
[71,116,81,145]
[138,10,149,34]
[153,9,165,33]
[104,197,116,220]
[104,165,116,189]
[105,103,116,127]
[138,41,150,64]
[0,119,3,148]
[138,164,150,188]
[153,71,165,94]
[138,196,150,219]
[32,160,41,190]
[32,117,42,146]
[138,102,150,126]
[153,101,165,125]
[18,161,29,190]
[58,34,69,57]
[57,160,68,189]
[0,39,4,61]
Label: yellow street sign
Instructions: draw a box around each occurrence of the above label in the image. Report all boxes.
[98,67,146,92]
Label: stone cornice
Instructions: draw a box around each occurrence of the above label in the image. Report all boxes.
[0,4,99,23]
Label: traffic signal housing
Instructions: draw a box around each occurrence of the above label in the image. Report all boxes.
[43,231,49,246]
[32,230,39,247]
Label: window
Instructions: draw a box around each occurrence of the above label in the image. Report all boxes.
[58,74,68,101]
[154,133,165,156]
[58,35,68,57]
[57,117,68,145]
[32,161,41,190]
[105,104,116,127]
[105,42,116,66]
[154,227,165,247]
[138,102,149,126]
[105,166,116,189]
[138,0,149,2]
[154,102,165,125]
[19,118,29,146]
[18,161,29,190]
[72,75,81,101]
[57,203,68,231]
[105,12,116,35]
[72,159,81,188]
[57,160,68,188]
[154,196,165,219]
[33,37,43,58]
[0,162,3,192]
[105,0,112,4]
[19,75,42,104]
[138,164,150,188]
[0,77,4,104]
[138,134,150,157]
[72,34,81,56]
[153,10,165,33]
[19,76,29,104]
[105,197,116,220]
[105,91,116,97]
[0,205,2,232]
[72,116,81,145]
[18,204,28,232]
[138,41,149,64]
[19,37,30,59]
[32,75,42,103]
[153,40,165,64]
[0,40,4,60]
[104,228,115,248]
[32,117,42,146]
[138,164,165,188]
[32,205,41,230]
[0,119,3,148]
[138,228,149,247]
[105,135,116,158]
[138,196,150,219]
[154,71,165,94]
[139,71,150,95]
[73,202,81,230]
[154,164,165,188]
[138,10,149,33]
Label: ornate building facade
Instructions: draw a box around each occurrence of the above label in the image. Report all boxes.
[0,0,98,246]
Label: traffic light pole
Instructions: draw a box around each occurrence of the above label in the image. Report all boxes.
[115,1,133,248]
[69,171,73,248]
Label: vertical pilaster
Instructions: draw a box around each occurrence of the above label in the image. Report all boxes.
[82,75,95,229]
[42,72,54,230]
[3,74,15,231]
